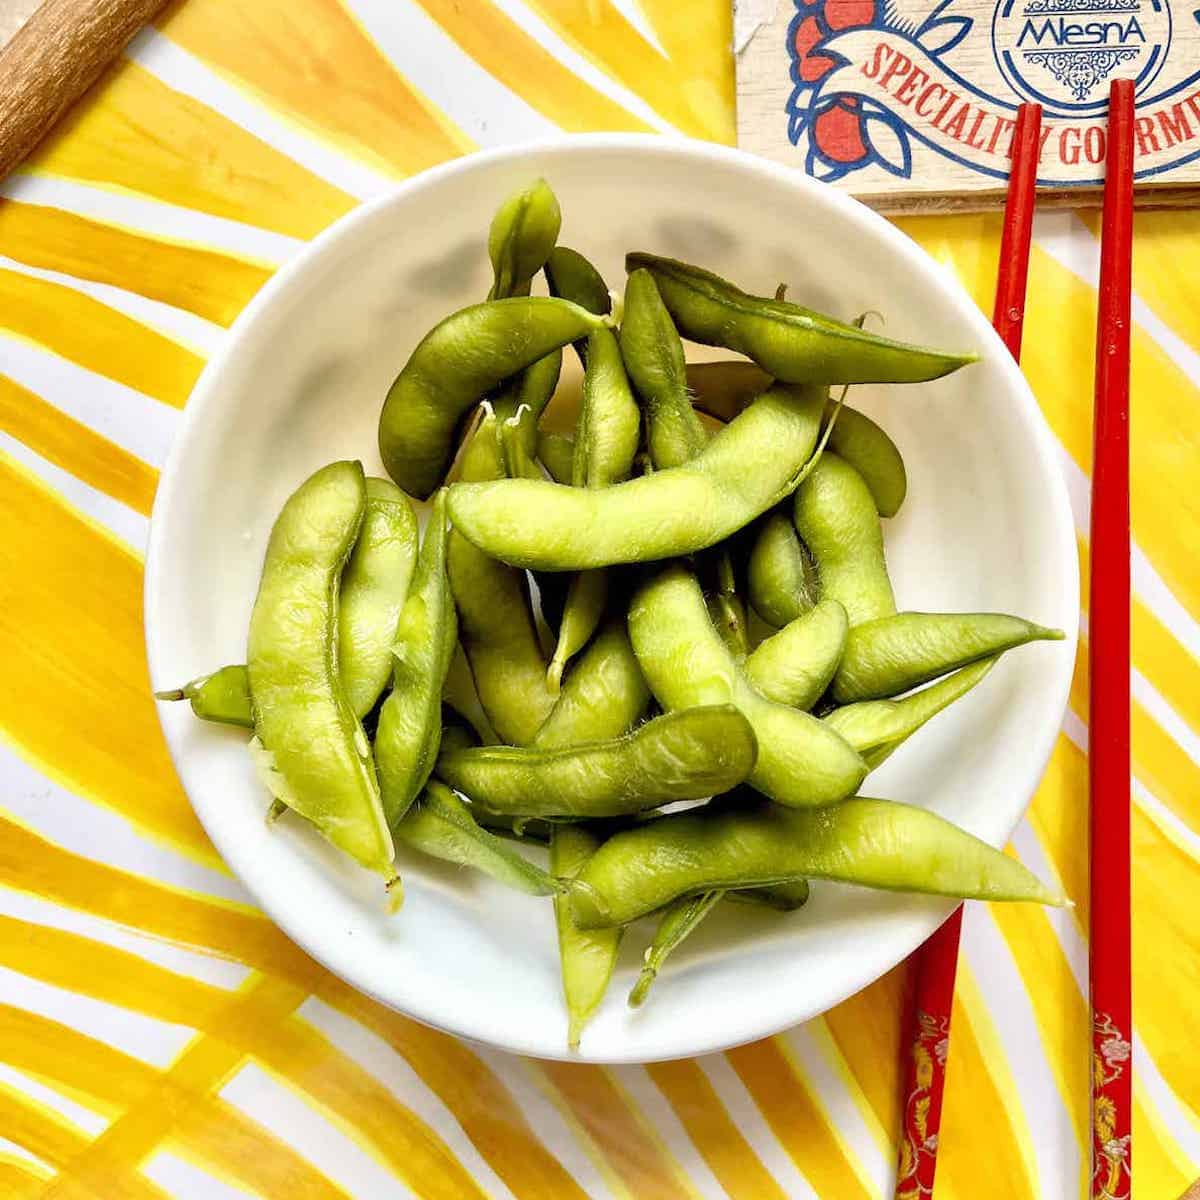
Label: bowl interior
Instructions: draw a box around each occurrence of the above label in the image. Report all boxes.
[146,137,1078,1062]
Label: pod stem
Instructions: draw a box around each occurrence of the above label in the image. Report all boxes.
[154,688,186,701]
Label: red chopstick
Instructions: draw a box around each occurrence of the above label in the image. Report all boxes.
[1089,77,1134,1199]
[892,101,1042,1199]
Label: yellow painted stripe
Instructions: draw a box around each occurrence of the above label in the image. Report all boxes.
[645,1059,789,1200]
[0,268,203,408]
[0,813,303,975]
[0,817,584,1200]
[1070,634,1200,837]
[42,970,483,1200]
[637,0,735,144]
[0,200,271,327]
[0,374,159,515]
[0,1158,53,1200]
[156,0,472,179]
[900,215,1200,623]
[323,980,588,1200]
[1132,804,1200,1123]
[1025,735,1090,936]
[521,0,720,139]
[0,1004,349,1200]
[820,963,907,1143]
[725,1037,872,1200]
[1136,1077,1198,1199]
[1076,535,1200,746]
[935,972,1037,1200]
[0,458,219,867]
[1079,207,1200,355]
[412,0,654,134]
[987,902,1090,1166]
[537,1062,697,1200]
[1027,732,1200,1133]
[0,1080,171,1200]
[29,60,354,239]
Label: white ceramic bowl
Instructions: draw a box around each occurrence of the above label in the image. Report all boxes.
[146,135,1078,1063]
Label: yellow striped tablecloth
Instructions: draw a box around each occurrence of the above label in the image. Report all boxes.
[0,2,1195,1196]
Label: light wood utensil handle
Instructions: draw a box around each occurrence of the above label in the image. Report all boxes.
[0,0,167,183]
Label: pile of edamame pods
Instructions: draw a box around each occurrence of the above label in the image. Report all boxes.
[161,178,1068,1047]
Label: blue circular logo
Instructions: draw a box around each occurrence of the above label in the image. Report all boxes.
[992,0,1171,114]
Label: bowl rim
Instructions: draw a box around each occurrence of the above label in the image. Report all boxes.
[145,132,1080,1062]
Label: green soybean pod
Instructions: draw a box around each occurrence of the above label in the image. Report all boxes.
[394,781,562,896]
[746,510,821,627]
[685,360,773,423]
[628,890,722,1008]
[379,297,603,499]
[629,565,866,807]
[831,611,1065,703]
[568,795,1066,929]
[730,879,811,911]
[448,384,826,571]
[822,402,907,517]
[487,178,562,300]
[156,664,252,728]
[552,824,621,1048]
[548,326,641,691]
[537,432,576,485]
[545,245,612,367]
[620,268,707,470]
[545,246,612,317]
[533,617,652,749]
[437,704,757,819]
[376,490,458,828]
[744,598,848,710]
[247,461,393,876]
[792,452,895,627]
[627,253,976,385]
[449,397,557,747]
[825,656,997,767]
[338,478,419,718]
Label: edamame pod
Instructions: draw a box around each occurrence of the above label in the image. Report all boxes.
[628,890,722,1008]
[545,246,612,317]
[339,477,419,718]
[627,253,976,385]
[536,432,575,485]
[686,360,772,422]
[487,178,562,300]
[448,384,826,571]
[548,326,641,690]
[545,245,611,367]
[822,402,907,517]
[247,461,393,876]
[161,482,418,727]
[376,490,457,827]
[620,268,707,470]
[449,389,557,746]
[394,781,562,896]
[569,795,1066,928]
[746,511,820,627]
[437,705,757,819]
[744,598,848,709]
[379,297,604,498]
[792,452,895,626]
[825,656,996,767]
[730,879,811,911]
[533,617,652,749]
[156,664,252,728]
[831,612,1065,703]
[552,825,620,1048]
[629,565,866,807]
[687,366,908,518]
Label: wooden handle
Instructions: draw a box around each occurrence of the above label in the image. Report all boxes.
[0,0,168,183]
